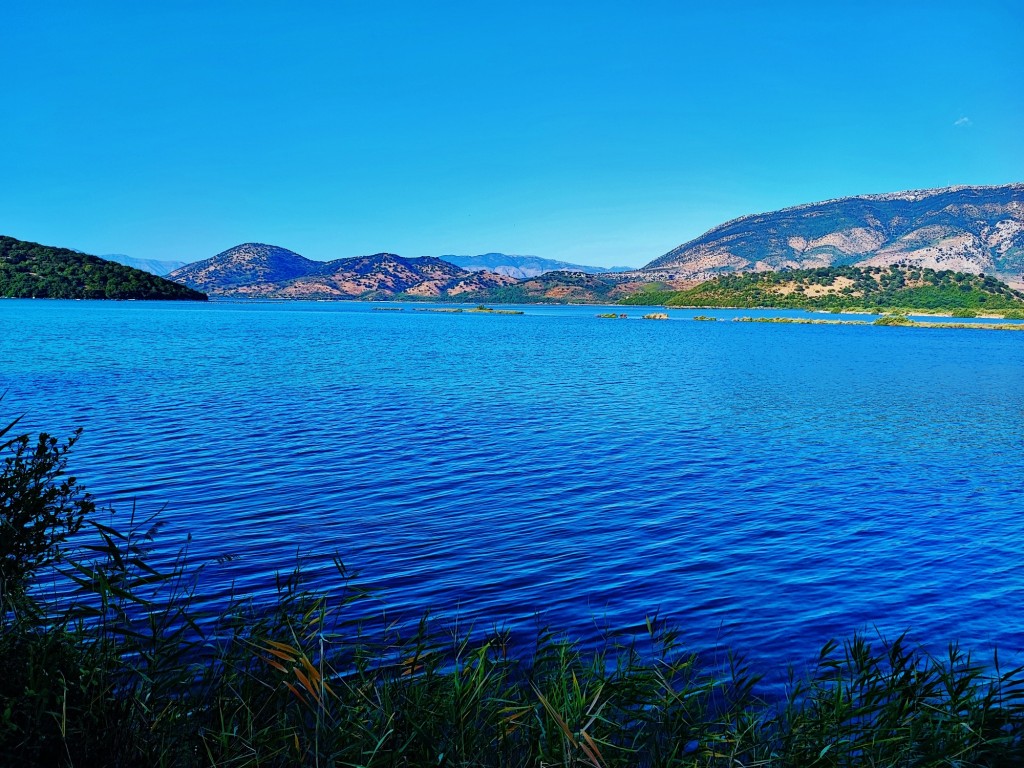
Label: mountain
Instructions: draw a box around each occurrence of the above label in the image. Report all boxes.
[101,254,188,276]
[170,245,518,299]
[644,184,1024,287]
[440,253,634,278]
[168,243,321,294]
[0,236,206,300]
[268,253,518,299]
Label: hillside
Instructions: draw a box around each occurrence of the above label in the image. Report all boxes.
[169,244,642,299]
[622,265,1024,313]
[441,253,634,278]
[457,271,665,304]
[168,243,320,295]
[0,236,207,300]
[169,245,519,299]
[269,254,517,299]
[644,184,1024,287]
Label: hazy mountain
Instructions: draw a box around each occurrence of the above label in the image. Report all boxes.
[440,253,634,278]
[101,254,188,276]
[0,236,206,300]
[168,243,321,295]
[644,184,1024,287]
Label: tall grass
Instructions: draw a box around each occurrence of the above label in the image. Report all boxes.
[4,426,1024,766]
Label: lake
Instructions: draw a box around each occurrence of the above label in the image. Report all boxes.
[3,298,1023,680]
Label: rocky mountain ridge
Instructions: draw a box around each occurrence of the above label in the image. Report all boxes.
[644,184,1024,287]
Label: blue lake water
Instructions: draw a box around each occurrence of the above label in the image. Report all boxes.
[3,298,1023,680]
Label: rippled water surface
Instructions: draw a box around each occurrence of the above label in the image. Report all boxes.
[3,299,1023,675]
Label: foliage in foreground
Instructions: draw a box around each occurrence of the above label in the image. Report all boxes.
[3,420,1024,767]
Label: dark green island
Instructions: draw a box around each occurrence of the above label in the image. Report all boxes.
[0,236,207,300]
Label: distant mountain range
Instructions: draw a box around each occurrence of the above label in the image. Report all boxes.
[100,254,188,276]
[440,253,634,278]
[167,243,663,301]
[167,185,1024,301]
[8,183,1022,304]
[168,244,519,299]
[643,184,1024,287]
[272,253,517,300]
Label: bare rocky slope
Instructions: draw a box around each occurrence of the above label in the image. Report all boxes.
[643,184,1024,287]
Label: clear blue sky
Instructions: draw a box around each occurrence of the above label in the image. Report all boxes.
[3,1,1022,267]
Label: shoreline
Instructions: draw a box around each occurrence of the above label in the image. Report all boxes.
[10,295,1024,326]
[211,295,1024,319]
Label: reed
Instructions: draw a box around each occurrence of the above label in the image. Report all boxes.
[4,424,1024,767]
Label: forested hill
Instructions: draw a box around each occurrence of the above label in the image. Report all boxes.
[622,265,1024,313]
[0,236,207,300]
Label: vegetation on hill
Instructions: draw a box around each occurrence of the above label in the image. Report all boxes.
[617,282,687,306]
[622,265,1024,313]
[5,414,1024,766]
[168,242,318,294]
[460,271,636,304]
[0,236,206,300]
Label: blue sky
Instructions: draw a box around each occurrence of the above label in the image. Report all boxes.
[3,1,1022,267]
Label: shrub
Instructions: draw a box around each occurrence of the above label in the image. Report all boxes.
[874,314,913,326]
[0,417,94,613]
